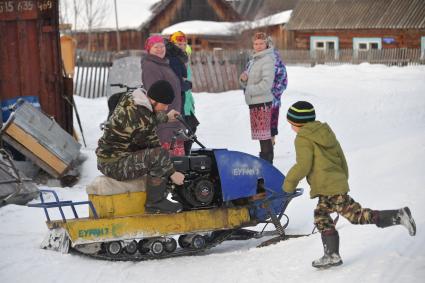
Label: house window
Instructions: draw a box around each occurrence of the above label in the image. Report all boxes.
[310,36,339,52]
[353,38,382,50]
[359,43,367,50]
[370,43,379,49]
[421,37,425,59]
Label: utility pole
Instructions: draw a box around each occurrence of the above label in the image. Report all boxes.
[113,0,121,51]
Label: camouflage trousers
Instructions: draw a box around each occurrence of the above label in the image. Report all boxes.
[314,194,377,233]
[97,147,173,181]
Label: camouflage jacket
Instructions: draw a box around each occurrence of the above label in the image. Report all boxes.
[96,88,174,176]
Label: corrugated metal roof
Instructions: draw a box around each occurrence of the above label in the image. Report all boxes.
[286,0,425,30]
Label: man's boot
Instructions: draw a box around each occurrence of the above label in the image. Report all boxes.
[259,151,274,164]
[312,230,343,268]
[375,207,416,236]
[145,176,182,214]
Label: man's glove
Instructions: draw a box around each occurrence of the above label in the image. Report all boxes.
[170,171,185,185]
[167,109,180,122]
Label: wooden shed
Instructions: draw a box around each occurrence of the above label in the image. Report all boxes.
[286,0,425,53]
[0,0,73,134]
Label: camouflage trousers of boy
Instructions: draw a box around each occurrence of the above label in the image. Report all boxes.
[97,147,173,181]
[314,194,377,233]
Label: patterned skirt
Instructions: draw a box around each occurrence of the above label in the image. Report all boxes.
[249,102,272,140]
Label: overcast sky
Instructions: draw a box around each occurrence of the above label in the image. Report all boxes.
[61,0,160,30]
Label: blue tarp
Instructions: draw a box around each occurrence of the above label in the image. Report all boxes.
[1,96,40,122]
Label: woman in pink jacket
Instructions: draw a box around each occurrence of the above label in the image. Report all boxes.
[141,35,184,156]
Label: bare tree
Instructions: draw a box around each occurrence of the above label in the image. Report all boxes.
[83,0,110,50]
[113,0,121,51]
[59,0,70,26]
[72,0,83,32]
[58,0,83,31]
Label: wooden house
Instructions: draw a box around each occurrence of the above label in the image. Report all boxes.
[228,0,298,20]
[161,20,243,51]
[285,0,425,54]
[72,29,142,52]
[72,0,242,51]
[142,0,241,38]
[240,10,292,50]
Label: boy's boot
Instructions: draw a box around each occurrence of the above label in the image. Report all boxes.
[259,151,274,164]
[375,207,416,236]
[145,176,182,214]
[312,230,343,268]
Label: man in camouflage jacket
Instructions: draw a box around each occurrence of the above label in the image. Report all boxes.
[96,80,184,213]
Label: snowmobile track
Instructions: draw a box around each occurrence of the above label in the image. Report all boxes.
[72,230,234,261]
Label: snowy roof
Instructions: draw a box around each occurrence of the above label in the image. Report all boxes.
[162,10,292,36]
[251,10,292,28]
[162,21,241,36]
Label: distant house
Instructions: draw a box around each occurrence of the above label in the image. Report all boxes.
[73,0,242,51]
[227,0,298,20]
[240,10,292,50]
[285,0,425,55]
[142,0,241,40]
[72,29,142,52]
[162,20,242,51]
[161,10,292,51]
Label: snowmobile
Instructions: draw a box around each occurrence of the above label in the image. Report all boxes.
[28,95,304,261]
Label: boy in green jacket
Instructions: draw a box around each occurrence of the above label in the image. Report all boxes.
[283,101,416,269]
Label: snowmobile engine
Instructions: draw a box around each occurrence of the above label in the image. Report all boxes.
[171,155,217,208]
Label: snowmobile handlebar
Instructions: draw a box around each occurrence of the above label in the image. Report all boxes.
[175,115,206,149]
[110,83,139,92]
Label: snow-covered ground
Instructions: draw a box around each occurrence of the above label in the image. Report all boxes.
[1,64,424,283]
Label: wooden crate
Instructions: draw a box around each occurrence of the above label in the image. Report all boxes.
[1,101,81,178]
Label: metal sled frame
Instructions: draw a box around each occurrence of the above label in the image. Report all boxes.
[28,189,98,222]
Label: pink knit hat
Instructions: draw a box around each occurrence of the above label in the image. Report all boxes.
[144,35,164,52]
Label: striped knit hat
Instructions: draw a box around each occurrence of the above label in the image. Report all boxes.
[287,101,316,126]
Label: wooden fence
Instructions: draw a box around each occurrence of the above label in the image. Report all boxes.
[190,50,249,93]
[74,50,114,98]
[74,48,424,97]
[280,48,425,67]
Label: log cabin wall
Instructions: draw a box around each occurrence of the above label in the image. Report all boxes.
[72,29,142,52]
[241,25,288,50]
[291,29,425,50]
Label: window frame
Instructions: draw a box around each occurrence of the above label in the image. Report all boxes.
[310,36,339,52]
[353,37,382,51]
